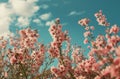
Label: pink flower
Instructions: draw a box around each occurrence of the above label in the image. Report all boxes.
[51,67,60,77]
[110,66,117,78]
[110,57,120,78]
[92,63,100,71]
[84,38,88,44]
[101,66,111,76]
[94,10,102,18]
[49,19,70,48]
[85,27,89,30]
[19,28,39,49]
[90,26,94,30]
[48,46,60,58]
[87,46,91,49]
[78,18,90,26]
[95,10,110,26]
[10,56,17,64]
[110,24,119,34]
[113,57,120,65]
[84,31,91,37]
[116,46,120,56]
[108,35,120,46]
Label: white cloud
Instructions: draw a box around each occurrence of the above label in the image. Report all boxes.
[9,0,39,17]
[0,3,13,36]
[27,0,38,3]
[39,12,51,21]
[45,20,54,26]
[33,19,41,23]
[16,17,30,27]
[0,0,39,36]
[69,11,85,16]
[33,18,43,26]
[0,3,13,17]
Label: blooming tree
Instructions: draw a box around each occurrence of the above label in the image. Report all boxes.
[0,10,120,79]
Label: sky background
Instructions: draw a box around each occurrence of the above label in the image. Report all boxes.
[0,0,120,55]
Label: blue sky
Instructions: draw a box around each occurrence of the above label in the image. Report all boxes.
[0,0,120,55]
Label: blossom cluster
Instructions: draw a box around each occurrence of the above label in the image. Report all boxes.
[78,18,90,26]
[48,18,70,58]
[0,10,120,79]
[77,10,120,79]
[19,28,39,49]
[0,28,46,79]
[51,56,72,78]
[94,10,110,26]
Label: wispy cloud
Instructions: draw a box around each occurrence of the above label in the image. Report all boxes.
[33,19,41,23]
[33,18,43,26]
[39,12,52,21]
[16,17,30,27]
[32,12,53,27]
[45,20,54,26]
[68,11,85,16]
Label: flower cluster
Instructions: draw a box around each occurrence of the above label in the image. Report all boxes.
[110,24,119,34]
[19,28,39,49]
[77,10,120,79]
[78,18,95,45]
[94,10,110,26]
[51,56,72,78]
[72,46,84,64]
[31,44,46,73]
[48,18,70,58]
[78,18,90,26]
[0,28,46,79]
[74,56,99,78]
[0,10,120,79]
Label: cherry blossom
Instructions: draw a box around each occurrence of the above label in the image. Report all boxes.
[95,10,110,26]
[0,10,120,79]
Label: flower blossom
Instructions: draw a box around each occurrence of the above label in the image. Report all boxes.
[78,18,90,26]
[48,18,70,58]
[84,31,91,37]
[110,24,119,34]
[95,10,110,26]
[19,28,39,49]
[116,46,120,56]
